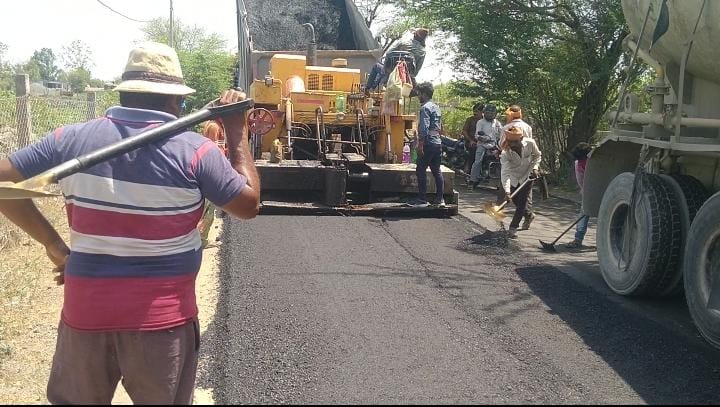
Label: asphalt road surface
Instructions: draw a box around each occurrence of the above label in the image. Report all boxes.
[198,215,720,404]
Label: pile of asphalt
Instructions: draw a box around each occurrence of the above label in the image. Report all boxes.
[455,228,516,256]
[245,0,353,51]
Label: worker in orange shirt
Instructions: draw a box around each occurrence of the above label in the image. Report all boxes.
[198,120,227,248]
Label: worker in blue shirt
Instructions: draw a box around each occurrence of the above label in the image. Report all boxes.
[410,82,445,207]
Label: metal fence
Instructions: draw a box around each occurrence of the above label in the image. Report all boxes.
[0,92,119,158]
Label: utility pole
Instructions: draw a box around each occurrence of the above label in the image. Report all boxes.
[169,0,174,48]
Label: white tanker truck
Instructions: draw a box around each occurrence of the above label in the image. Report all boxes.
[585,0,720,348]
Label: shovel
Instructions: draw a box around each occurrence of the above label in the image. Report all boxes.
[0,99,255,200]
[483,177,535,221]
[539,214,589,252]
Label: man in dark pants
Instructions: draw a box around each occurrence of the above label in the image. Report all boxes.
[411,82,445,207]
[462,103,484,174]
[500,126,542,238]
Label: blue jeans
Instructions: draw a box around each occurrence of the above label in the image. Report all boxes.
[469,145,487,182]
[416,143,444,202]
[575,214,590,242]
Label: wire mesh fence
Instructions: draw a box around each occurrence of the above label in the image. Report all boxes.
[0,92,119,158]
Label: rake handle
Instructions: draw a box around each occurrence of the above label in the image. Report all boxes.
[496,177,536,211]
[550,214,589,246]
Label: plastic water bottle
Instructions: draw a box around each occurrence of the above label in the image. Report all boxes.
[402,143,411,164]
[335,93,346,113]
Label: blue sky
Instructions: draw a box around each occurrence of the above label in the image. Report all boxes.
[1,0,455,83]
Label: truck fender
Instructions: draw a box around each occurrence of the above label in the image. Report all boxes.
[582,139,642,217]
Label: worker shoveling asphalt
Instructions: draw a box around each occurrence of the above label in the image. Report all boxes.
[482,125,542,239]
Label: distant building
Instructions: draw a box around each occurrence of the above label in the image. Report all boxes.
[29,81,71,96]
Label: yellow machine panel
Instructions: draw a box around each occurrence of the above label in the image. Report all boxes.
[290,91,342,112]
[250,78,282,108]
[269,54,307,84]
[304,66,361,93]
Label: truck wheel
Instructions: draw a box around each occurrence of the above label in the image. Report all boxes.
[597,173,682,296]
[660,175,710,296]
[684,192,720,349]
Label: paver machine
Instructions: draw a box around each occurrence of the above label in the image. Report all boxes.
[584,0,720,348]
[235,0,458,216]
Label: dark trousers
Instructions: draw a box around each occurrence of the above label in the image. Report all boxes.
[526,188,534,220]
[510,181,533,229]
[47,319,199,405]
[416,143,444,202]
[465,144,476,172]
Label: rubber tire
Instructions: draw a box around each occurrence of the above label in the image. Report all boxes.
[659,175,710,296]
[596,173,683,296]
[684,191,720,349]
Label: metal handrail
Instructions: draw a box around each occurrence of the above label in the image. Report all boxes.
[612,3,653,129]
[673,0,708,143]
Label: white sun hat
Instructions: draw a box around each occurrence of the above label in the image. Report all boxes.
[114,42,196,96]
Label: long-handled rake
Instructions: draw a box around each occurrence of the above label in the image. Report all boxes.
[0,99,255,200]
[539,214,589,252]
[483,177,535,221]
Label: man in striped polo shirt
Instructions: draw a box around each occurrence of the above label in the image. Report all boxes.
[0,42,260,404]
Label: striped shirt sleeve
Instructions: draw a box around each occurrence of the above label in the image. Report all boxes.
[193,141,247,207]
[8,129,62,179]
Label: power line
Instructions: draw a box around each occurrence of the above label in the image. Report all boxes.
[95,0,152,23]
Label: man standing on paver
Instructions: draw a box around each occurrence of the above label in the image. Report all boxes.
[500,126,542,238]
[411,82,445,207]
[0,42,260,404]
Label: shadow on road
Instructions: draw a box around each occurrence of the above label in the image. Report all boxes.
[516,265,720,404]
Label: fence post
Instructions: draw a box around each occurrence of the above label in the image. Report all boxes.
[86,91,97,120]
[14,74,32,148]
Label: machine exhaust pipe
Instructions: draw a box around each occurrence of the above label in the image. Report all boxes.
[302,23,317,66]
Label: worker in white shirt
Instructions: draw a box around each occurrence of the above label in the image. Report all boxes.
[501,104,535,228]
[500,126,542,238]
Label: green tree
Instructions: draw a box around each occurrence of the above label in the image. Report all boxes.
[14,61,41,82]
[356,0,419,52]
[63,67,92,93]
[403,0,630,169]
[142,18,226,53]
[0,43,15,94]
[141,19,234,110]
[30,48,60,82]
[60,40,93,71]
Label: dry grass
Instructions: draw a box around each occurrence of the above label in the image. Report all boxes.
[0,197,68,404]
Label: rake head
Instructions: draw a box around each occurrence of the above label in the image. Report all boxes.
[483,201,507,222]
[539,240,558,253]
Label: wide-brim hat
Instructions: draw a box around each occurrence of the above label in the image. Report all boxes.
[114,42,195,96]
